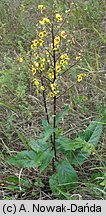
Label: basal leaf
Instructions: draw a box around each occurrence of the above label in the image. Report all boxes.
[80,120,103,146]
[8,150,38,168]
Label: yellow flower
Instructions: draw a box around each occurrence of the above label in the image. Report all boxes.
[32,67,36,75]
[40,86,45,91]
[51,43,59,50]
[34,61,39,68]
[71,37,75,44]
[51,82,56,91]
[39,32,44,38]
[43,30,47,36]
[38,5,45,13]
[33,78,39,86]
[34,53,39,58]
[39,64,45,71]
[56,65,61,73]
[60,59,65,65]
[48,72,54,79]
[54,36,60,45]
[19,57,23,63]
[56,13,62,22]
[39,39,44,46]
[33,39,38,47]
[61,31,67,39]
[40,18,51,25]
[40,58,45,63]
[39,31,47,38]
[77,74,83,82]
[60,53,69,60]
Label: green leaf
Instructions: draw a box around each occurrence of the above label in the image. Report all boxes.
[49,160,78,195]
[56,136,84,151]
[71,150,90,166]
[28,138,49,152]
[7,176,31,189]
[80,120,103,146]
[39,150,54,172]
[100,180,106,187]
[56,105,69,126]
[8,150,38,168]
[88,123,103,146]
[42,117,49,129]
[42,128,56,142]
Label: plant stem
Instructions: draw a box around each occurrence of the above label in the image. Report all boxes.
[40,72,56,172]
[52,23,57,164]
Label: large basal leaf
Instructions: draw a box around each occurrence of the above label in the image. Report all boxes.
[71,149,90,166]
[80,120,103,146]
[49,160,78,195]
[8,150,39,168]
[88,123,103,146]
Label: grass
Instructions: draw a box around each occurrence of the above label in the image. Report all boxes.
[0,0,106,200]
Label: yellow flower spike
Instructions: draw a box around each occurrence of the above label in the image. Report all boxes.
[40,86,45,91]
[77,74,83,83]
[61,31,67,39]
[56,13,62,22]
[19,57,23,63]
[38,5,45,13]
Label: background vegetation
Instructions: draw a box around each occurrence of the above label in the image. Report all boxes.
[0,0,106,200]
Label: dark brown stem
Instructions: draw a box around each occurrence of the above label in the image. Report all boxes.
[52,23,57,165]
[40,72,56,173]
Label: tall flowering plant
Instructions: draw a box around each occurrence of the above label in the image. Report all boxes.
[9,4,98,197]
[30,4,85,172]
